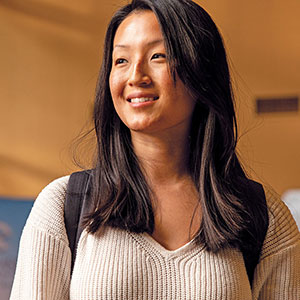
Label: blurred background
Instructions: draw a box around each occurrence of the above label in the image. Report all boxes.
[1,0,299,198]
[1,0,300,197]
[0,0,299,297]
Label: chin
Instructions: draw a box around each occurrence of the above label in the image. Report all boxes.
[125,120,155,133]
[128,125,151,133]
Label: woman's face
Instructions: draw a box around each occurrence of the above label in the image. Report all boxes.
[109,10,196,135]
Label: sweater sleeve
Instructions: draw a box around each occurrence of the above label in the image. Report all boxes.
[252,190,300,300]
[9,176,71,300]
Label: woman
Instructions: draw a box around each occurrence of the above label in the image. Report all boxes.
[10,0,300,299]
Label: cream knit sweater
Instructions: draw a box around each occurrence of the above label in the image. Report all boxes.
[10,176,300,300]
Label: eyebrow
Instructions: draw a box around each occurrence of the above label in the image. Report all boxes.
[114,39,164,49]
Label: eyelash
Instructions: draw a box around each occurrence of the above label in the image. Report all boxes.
[115,58,127,65]
[152,53,166,59]
[114,53,166,65]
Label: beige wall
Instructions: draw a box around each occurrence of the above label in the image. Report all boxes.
[0,0,299,197]
[200,0,300,193]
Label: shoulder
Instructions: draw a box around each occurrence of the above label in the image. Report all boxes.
[261,188,300,260]
[251,188,300,298]
[25,175,70,240]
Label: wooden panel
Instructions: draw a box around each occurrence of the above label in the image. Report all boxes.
[256,96,299,113]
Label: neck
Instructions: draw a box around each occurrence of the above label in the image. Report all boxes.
[131,129,191,186]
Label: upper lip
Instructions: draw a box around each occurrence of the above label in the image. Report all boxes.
[126,92,159,101]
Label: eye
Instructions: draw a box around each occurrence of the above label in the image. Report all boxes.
[115,58,128,65]
[151,53,166,60]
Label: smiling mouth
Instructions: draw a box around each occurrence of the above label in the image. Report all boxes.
[128,96,159,103]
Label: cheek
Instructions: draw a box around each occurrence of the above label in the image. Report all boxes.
[109,71,123,101]
[109,73,116,99]
[171,81,197,117]
[159,70,174,89]
[109,72,127,123]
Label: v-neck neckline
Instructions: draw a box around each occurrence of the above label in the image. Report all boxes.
[128,231,203,259]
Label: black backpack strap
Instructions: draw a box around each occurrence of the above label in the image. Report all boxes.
[64,170,92,274]
[64,171,268,284]
[242,180,269,286]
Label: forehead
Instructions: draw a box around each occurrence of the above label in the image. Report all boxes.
[113,10,164,47]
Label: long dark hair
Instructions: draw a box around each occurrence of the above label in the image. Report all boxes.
[84,0,267,252]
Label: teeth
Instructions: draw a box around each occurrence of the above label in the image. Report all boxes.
[130,97,158,103]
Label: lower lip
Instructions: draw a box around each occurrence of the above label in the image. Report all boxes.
[128,100,158,108]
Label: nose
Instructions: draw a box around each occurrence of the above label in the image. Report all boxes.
[128,61,151,87]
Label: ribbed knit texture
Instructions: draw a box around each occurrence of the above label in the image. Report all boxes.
[10,176,300,300]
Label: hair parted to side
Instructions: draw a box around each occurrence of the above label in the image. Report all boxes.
[84,0,268,252]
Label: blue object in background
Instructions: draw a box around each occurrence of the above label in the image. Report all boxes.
[282,189,300,231]
[0,198,33,300]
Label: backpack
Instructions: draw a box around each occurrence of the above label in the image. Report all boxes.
[64,170,268,286]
